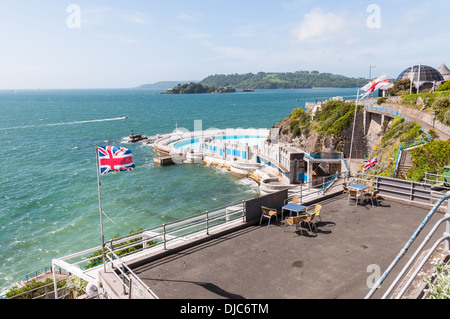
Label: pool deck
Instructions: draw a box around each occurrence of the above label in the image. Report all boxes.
[132,194,447,299]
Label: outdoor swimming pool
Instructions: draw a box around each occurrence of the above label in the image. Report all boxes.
[173,134,269,151]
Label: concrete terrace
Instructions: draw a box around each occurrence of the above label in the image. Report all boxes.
[130,194,446,299]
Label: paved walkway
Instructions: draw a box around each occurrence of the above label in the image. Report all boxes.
[133,194,445,299]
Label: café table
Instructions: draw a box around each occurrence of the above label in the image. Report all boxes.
[282,203,307,220]
[349,184,369,192]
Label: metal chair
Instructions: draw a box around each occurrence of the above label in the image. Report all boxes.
[260,206,278,226]
[364,190,379,206]
[284,195,299,205]
[347,189,361,206]
[284,216,302,232]
[298,212,317,234]
[306,204,322,222]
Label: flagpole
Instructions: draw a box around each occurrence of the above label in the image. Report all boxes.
[348,88,360,177]
[95,146,107,273]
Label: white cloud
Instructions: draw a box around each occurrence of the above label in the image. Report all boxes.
[294,8,349,42]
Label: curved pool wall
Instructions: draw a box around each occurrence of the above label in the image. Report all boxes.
[154,128,270,155]
[153,128,274,183]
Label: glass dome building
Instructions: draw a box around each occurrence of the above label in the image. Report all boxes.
[397,65,444,83]
[397,65,444,91]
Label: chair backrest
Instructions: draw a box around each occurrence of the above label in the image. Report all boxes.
[261,206,270,215]
[372,190,379,197]
[367,182,373,188]
[314,204,322,216]
[349,189,358,196]
[292,196,299,204]
[307,213,316,222]
[343,186,349,192]
[286,216,301,225]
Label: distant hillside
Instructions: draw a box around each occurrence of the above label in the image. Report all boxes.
[137,81,194,89]
[200,71,368,89]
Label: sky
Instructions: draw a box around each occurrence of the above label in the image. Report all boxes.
[0,0,449,89]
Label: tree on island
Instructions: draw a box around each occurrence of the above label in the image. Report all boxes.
[200,71,368,89]
[163,82,236,94]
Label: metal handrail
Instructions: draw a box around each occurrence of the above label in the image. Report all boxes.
[355,172,448,206]
[365,191,450,299]
[286,171,349,203]
[104,246,159,299]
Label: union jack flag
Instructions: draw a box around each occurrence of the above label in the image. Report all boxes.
[97,146,135,175]
[363,157,378,171]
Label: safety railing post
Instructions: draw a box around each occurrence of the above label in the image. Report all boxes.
[128,278,132,299]
[122,264,127,295]
[163,224,167,250]
[109,239,114,269]
[446,191,450,251]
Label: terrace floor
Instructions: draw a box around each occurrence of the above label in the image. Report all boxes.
[132,194,446,299]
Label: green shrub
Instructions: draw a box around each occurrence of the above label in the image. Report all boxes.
[444,109,450,125]
[314,100,361,135]
[423,259,450,299]
[5,278,67,299]
[377,97,387,105]
[407,140,450,182]
[292,126,301,137]
[428,129,439,139]
[381,116,405,144]
[432,96,450,113]
[436,80,450,92]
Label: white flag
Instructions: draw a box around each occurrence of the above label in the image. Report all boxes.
[360,74,391,98]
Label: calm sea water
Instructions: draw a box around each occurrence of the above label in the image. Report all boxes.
[0,87,357,292]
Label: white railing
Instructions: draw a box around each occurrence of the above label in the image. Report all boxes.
[51,200,247,299]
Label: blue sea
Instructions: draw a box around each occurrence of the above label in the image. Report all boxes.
[0,87,357,292]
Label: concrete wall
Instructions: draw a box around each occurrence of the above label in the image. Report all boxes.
[342,110,368,159]
[245,189,288,222]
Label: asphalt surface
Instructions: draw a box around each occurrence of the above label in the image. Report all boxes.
[133,194,445,299]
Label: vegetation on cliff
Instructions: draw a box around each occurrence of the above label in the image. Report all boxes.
[408,140,450,182]
[201,71,368,90]
[279,97,447,182]
[274,99,364,156]
[370,117,429,178]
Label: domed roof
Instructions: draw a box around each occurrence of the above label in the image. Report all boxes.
[397,65,444,83]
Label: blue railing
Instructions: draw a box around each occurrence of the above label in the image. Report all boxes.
[306,153,343,160]
[23,266,65,282]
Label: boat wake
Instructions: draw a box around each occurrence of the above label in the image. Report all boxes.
[1,116,128,130]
